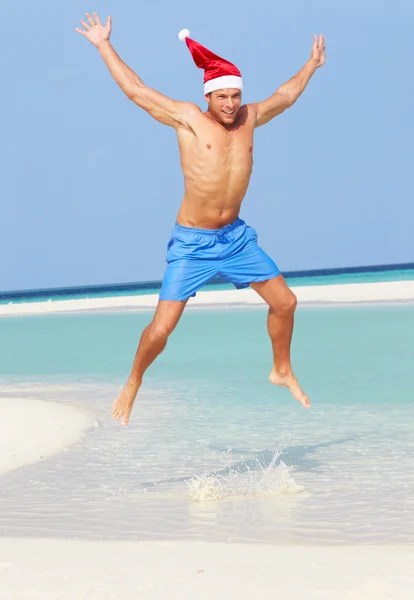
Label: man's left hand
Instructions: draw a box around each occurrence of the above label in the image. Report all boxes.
[311,34,326,68]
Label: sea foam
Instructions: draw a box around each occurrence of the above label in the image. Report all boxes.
[187,450,303,502]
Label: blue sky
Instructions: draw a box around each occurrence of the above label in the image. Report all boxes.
[1,1,413,291]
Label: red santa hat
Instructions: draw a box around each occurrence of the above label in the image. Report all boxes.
[178,29,243,95]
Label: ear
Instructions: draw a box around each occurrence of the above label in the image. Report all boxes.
[204,92,212,103]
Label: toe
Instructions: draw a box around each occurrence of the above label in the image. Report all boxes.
[122,406,132,426]
[302,396,311,408]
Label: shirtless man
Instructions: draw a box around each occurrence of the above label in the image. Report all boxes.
[76,13,326,426]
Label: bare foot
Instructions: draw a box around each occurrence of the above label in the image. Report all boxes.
[269,370,310,408]
[112,380,141,426]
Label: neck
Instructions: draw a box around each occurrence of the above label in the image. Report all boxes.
[204,108,234,130]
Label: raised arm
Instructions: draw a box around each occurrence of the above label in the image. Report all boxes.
[251,35,326,127]
[75,13,196,129]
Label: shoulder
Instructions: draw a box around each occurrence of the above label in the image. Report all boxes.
[245,103,259,120]
[178,102,204,126]
[167,101,202,132]
[179,102,202,117]
[234,104,258,130]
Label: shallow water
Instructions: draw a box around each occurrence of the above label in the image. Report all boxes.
[1,304,413,544]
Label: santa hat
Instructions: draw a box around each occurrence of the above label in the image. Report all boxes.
[178,29,243,95]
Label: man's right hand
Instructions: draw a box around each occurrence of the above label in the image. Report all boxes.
[75,12,112,48]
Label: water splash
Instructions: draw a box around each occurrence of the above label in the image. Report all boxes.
[187,450,303,502]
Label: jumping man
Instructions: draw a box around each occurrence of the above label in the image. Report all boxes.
[75,13,326,425]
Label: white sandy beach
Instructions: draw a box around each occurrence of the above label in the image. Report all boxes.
[1,538,413,600]
[0,397,93,476]
[1,280,414,316]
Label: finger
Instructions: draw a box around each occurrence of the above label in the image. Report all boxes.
[93,12,101,25]
[85,13,95,27]
[75,28,87,36]
[106,15,112,30]
[80,19,90,30]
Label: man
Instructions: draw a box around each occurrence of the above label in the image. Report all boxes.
[76,13,326,426]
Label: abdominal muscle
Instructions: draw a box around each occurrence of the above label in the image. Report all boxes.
[175,142,253,229]
[176,186,248,229]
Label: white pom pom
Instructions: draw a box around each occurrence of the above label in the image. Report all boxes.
[178,29,190,41]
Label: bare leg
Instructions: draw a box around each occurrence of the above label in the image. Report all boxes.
[251,275,310,408]
[112,300,187,425]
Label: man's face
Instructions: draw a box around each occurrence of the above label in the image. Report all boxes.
[205,88,242,125]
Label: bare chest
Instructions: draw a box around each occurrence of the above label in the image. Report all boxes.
[203,124,253,162]
[179,119,255,171]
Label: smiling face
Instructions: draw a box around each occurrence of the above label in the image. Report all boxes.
[205,88,242,126]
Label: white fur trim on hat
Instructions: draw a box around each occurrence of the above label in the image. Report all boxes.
[204,75,243,94]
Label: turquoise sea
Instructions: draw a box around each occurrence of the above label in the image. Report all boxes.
[2,263,414,305]
[1,268,414,545]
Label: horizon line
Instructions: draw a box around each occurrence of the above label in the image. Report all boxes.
[1,261,413,299]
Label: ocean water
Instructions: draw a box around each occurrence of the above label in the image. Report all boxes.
[2,265,414,305]
[1,301,414,545]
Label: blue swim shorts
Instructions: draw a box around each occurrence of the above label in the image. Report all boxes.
[159,217,280,301]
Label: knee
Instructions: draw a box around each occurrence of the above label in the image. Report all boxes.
[147,320,176,343]
[271,291,297,315]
